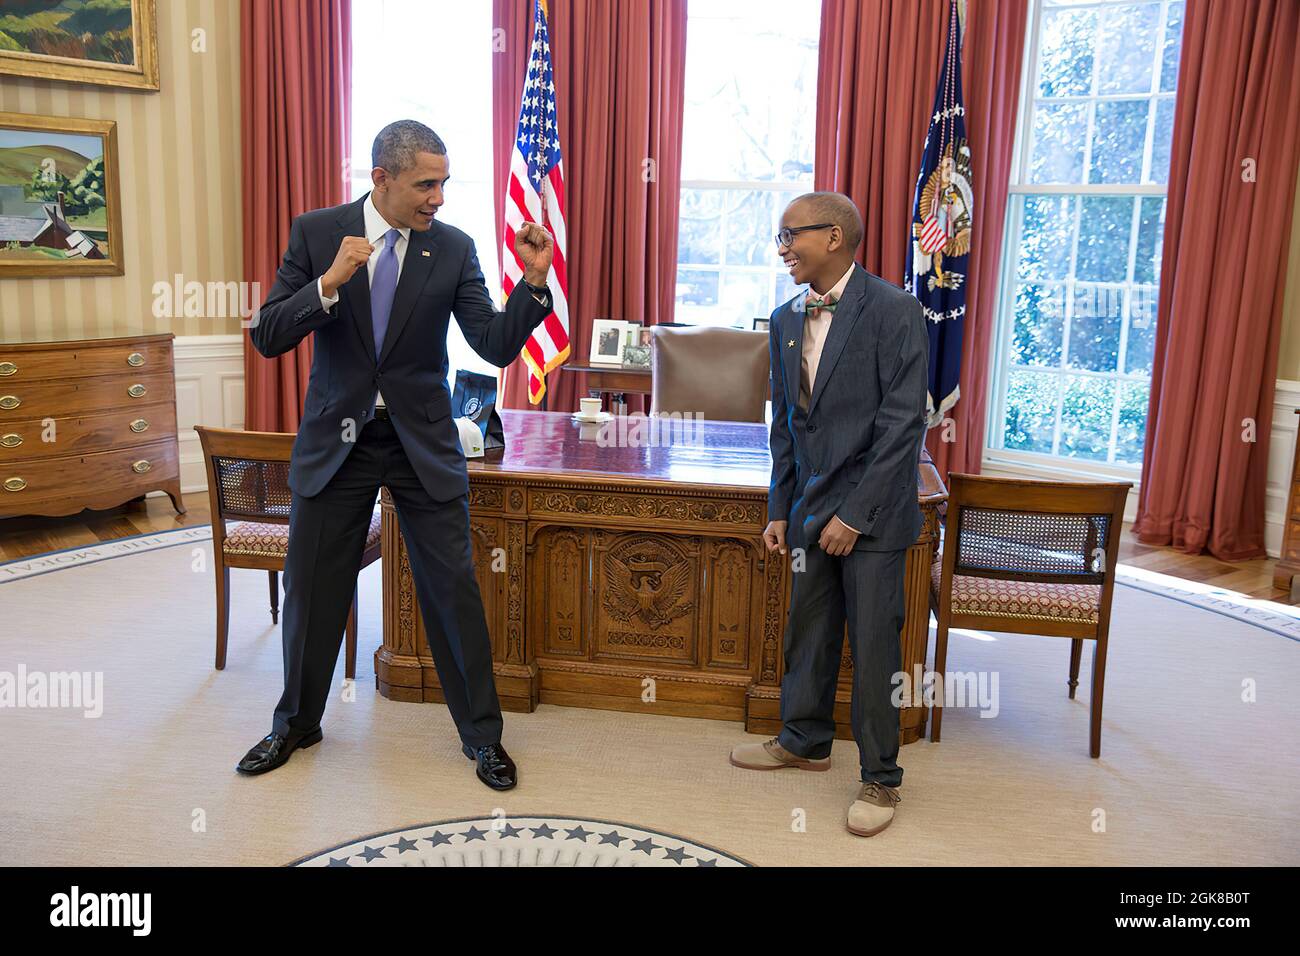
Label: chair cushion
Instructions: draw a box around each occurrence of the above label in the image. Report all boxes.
[223,511,382,558]
[930,558,1100,624]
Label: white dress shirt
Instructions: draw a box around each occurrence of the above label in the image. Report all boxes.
[318,193,409,408]
[799,262,860,535]
[799,262,856,411]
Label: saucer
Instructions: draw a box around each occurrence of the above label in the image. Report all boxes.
[572,411,612,424]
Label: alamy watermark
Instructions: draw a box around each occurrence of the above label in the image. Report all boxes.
[152,273,261,326]
[891,664,999,718]
[0,665,103,718]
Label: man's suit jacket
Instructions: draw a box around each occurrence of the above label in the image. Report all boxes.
[249,194,549,502]
[768,263,929,552]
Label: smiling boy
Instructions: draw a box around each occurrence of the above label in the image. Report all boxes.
[729,191,929,837]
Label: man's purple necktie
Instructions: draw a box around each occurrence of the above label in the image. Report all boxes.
[370,228,400,359]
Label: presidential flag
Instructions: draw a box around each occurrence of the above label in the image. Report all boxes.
[906,0,973,428]
[502,0,570,405]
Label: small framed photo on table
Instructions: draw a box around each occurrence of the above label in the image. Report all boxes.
[590,319,628,366]
[752,317,770,333]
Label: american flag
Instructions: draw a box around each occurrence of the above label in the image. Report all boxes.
[502,0,570,405]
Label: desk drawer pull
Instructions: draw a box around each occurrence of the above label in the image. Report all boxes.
[131,459,152,474]
[0,395,19,410]
[0,433,22,448]
[126,351,145,367]
[3,476,26,492]
[127,384,147,398]
[129,418,150,433]
[0,362,16,377]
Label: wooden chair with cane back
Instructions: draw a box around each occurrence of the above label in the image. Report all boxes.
[929,474,1131,757]
[194,426,382,677]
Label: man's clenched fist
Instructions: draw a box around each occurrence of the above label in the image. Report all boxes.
[321,236,374,298]
[516,221,554,287]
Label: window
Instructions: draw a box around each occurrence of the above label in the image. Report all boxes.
[674,0,820,327]
[350,0,500,386]
[988,0,1183,468]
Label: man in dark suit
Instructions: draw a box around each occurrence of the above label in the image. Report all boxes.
[238,120,555,791]
[729,191,929,836]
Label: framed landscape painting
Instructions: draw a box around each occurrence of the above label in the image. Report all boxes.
[0,112,123,278]
[0,0,159,91]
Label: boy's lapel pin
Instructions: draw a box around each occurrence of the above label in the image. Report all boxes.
[787,339,795,348]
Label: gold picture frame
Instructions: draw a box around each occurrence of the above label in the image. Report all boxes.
[0,0,159,91]
[0,112,124,278]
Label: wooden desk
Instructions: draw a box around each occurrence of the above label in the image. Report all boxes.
[378,410,947,744]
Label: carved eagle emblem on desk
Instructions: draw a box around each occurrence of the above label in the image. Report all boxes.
[602,550,694,631]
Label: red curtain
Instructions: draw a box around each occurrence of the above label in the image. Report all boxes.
[241,0,352,433]
[814,0,1028,481]
[492,0,688,413]
[1133,0,1300,560]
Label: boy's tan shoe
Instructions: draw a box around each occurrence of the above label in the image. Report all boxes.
[729,736,831,771]
[846,781,901,836]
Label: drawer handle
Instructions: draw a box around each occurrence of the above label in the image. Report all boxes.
[129,418,150,433]
[131,459,152,474]
[0,395,19,410]
[0,362,15,377]
[127,384,147,398]
[0,433,22,448]
[3,476,25,492]
[126,352,145,367]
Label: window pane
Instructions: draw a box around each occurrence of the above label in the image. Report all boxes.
[680,0,819,183]
[678,189,722,265]
[1037,8,1095,98]
[1030,102,1088,183]
[718,271,769,327]
[1067,285,1121,372]
[1134,196,1165,285]
[1017,195,1076,280]
[1076,196,1134,283]
[1059,375,1115,462]
[1090,100,1149,184]
[725,190,777,266]
[1004,370,1059,455]
[1115,380,1151,464]
[994,0,1175,468]
[1126,286,1158,375]
[674,270,720,325]
[1161,1,1184,93]
[1012,283,1064,367]
[1147,96,1175,184]
[775,269,801,308]
[676,1,818,326]
[1096,3,1159,95]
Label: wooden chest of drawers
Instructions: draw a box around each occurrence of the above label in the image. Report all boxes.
[0,333,185,518]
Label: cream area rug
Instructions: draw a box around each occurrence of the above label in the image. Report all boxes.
[1,526,1297,867]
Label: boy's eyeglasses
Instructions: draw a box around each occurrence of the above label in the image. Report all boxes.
[775,223,835,248]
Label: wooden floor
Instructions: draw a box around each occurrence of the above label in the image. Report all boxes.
[2,491,1296,606]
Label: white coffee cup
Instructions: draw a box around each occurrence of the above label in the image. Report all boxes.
[579,397,601,418]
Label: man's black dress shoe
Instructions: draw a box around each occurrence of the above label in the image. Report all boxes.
[462,742,517,790]
[236,726,323,775]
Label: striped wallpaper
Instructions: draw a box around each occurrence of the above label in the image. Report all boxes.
[0,0,243,344]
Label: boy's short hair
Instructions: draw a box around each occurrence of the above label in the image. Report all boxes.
[788,191,864,251]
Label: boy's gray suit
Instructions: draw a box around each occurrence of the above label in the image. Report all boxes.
[767,263,929,785]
